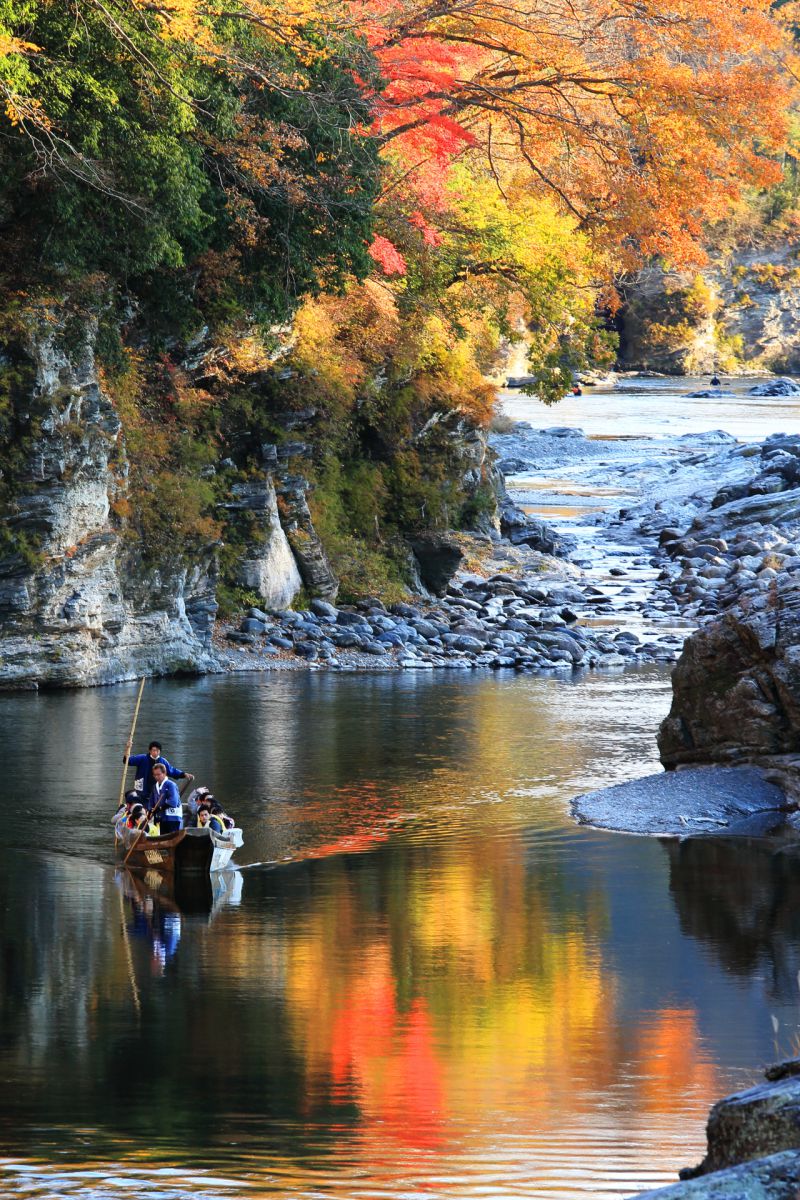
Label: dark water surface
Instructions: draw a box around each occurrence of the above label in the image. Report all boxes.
[1,669,798,1199]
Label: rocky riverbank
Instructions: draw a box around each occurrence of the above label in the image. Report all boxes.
[212,422,700,677]
[4,321,797,694]
[218,401,800,681]
[548,391,800,826]
[214,565,682,675]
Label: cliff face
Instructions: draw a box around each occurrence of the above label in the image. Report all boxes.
[0,316,221,687]
[0,310,500,689]
[618,239,800,375]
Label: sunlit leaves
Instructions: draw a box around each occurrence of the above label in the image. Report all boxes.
[0,0,379,323]
[359,0,796,270]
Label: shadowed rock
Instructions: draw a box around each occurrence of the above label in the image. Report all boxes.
[658,573,800,772]
[409,533,464,596]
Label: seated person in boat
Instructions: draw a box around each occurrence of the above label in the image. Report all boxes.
[148,762,184,835]
[126,803,159,837]
[197,801,236,834]
[124,740,193,798]
[112,794,135,825]
[210,801,235,831]
[186,785,212,822]
[197,805,226,834]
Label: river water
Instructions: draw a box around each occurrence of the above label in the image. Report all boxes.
[3,377,800,1200]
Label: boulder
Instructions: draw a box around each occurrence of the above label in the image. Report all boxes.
[310,598,338,620]
[337,610,371,628]
[411,618,441,641]
[294,640,318,659]
[226,630,256,645]
[453,635,484,652]
[684,1059,800,1179]
[632,1150,800,1198]
[269,634,294,650]
[658,573,800,768]
[748,377,800,397]
[240,618,267,635]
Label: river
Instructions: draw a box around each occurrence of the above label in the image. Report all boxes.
[2,376,800,1200]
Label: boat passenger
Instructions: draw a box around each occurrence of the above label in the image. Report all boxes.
[112,794,134,824]
[126,803,158,836]
[210,802,235,831]
[148,762,184,835]
[123,740,194,797]
[197,806,225,835]
[186,785,212,823]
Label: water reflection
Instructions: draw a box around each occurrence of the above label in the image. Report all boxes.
[0,670,793,1198]
[665,835,800,1000]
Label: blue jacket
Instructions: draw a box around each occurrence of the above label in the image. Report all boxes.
[148,778,184,826]
[126,753,184,796]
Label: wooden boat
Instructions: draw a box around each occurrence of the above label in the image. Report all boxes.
[115,822,243,874]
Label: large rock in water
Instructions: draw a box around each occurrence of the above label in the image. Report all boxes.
[572,765,786,837]
[658,572,800,770]
[748,377,800,396]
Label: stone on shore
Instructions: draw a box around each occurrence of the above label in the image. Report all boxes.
[631,1150,800,1198]
[572,765,786,837]
[630,1058,800,1197]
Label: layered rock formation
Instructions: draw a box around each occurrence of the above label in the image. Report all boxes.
[619,240,800,375]
[0,315,219,688]
[0,312,502,688]
[224,475,303,610]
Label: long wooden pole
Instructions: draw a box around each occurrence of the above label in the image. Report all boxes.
[117,676,146,812]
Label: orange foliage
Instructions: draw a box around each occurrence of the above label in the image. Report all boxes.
[353,0,796,268]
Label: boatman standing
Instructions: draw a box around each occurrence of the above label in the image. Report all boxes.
[123,740,193,799]
[148,762,184,835]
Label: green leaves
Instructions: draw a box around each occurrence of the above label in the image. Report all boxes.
[0,1,380,328]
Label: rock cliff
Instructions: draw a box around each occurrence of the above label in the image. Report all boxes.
[619,237,800,374]
[0,314,220,687]
[0,310,501,688]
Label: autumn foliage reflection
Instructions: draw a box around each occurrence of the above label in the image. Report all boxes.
[278,835,719,1146]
